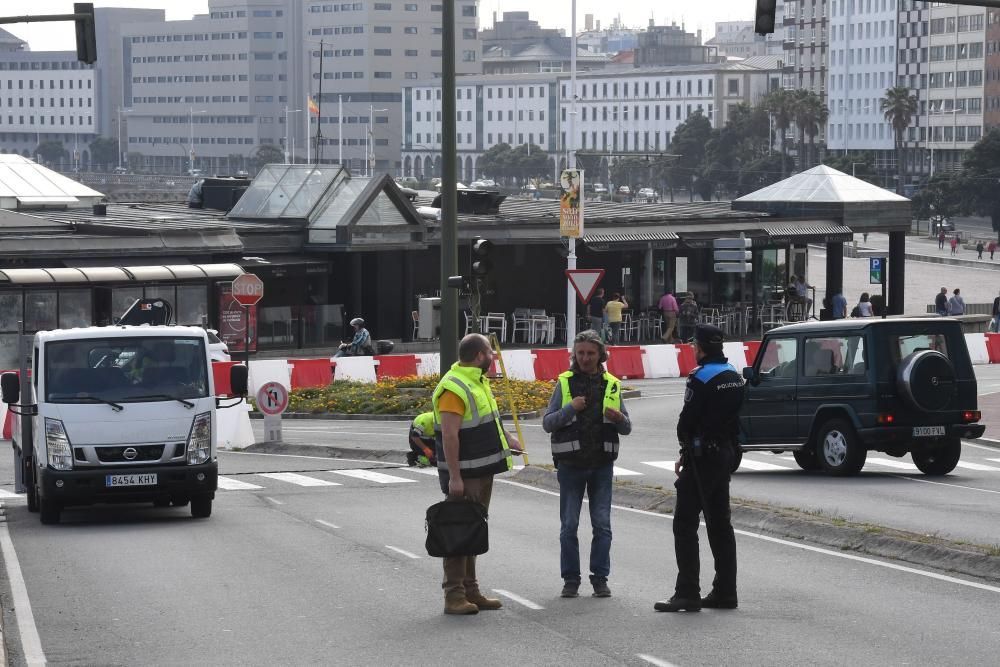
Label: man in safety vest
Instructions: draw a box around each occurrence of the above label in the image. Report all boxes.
[407,412,437,467]
[542,329,632,599]
[433,333,524,615]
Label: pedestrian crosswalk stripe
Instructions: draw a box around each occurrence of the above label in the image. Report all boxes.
[217,476,264,490]
[736,459,789,472]
[328,469,417,484]
[641,460,676,471]
[987,458,1000,464]
[865,457,919,471]
[955,461,1000,472]
[613,466,642,476]
[258,472,342,487]
[0,490,22,498]
[402,467,439,476]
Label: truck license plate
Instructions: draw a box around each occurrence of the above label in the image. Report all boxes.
[106,474,157,487]
[912,426,946,437]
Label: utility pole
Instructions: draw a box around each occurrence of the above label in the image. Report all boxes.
[566,0,578,348]
[439,1,458,369]
[315,40,324,166]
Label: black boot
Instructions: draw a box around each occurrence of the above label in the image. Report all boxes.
[654,596,701,612]
[701,590,738,609]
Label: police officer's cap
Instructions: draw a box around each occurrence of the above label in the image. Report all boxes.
[694,323,725,348]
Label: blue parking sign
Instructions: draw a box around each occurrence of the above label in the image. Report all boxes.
[869,257,885,285]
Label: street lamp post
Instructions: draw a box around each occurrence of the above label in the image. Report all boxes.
[188,107,208,174]
[368,106,388,177]
[116,106,133,170]
[284,106,302,163]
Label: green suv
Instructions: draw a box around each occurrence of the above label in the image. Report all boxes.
[739,318,985,476]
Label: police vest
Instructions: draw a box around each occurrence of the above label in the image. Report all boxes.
[432,362,512,478]
[550,370,622,463]
[412,411,435,439]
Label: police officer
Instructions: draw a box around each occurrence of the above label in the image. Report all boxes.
[655,323,744,612]
[407,411,437,467]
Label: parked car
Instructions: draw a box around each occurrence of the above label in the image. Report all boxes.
[592,183,609,195]
[637,187,658,201]
[206,329,231,362]
[739,318,984,476]
[112,166,129,175]
[617,185,631,195]
[931,216,955,233]
[235,169,250,178]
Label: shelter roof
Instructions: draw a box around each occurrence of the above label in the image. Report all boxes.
[0,154,104,209]
[734,165,908,204]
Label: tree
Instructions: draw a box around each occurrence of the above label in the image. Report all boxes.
[910,172,971,224]
[880,86,919,195]
[701,103,771,198]
[666,110,712,200]
[89,137,118,171]
[960,128,1000,241]
[477,142,513,183]
[763,89,794,179]
[507,143,549,182]
[609,156,651,193]
[253,144,284,171]
[790,89,828,170]
[823,151,880,185]
[35,141,68,166]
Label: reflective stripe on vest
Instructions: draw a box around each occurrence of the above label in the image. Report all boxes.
[412,411,435,438]
[432,362,511,476]
[551,370,622,459]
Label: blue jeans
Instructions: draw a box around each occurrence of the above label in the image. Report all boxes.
[557,462,613,582]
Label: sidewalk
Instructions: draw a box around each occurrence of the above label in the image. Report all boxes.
[854,232,1000,271]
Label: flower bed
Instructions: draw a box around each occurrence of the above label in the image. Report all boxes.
[286,375,555,416]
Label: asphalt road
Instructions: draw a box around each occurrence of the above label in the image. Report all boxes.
[1,451,999,666]
[246,366,1000,547]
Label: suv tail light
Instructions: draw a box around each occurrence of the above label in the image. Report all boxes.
[876,413,895,425]
[962,410,981,423]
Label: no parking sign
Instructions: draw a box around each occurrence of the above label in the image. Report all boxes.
[256,381,288,442]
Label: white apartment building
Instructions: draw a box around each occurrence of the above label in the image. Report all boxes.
[826,0,898,160]
[0,43,96,168]
[782,0,829,147]
[402,73,557,181]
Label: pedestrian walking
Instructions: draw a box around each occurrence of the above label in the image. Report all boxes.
[589,287,606,341]
[654,324,744,613]
[934,287,949,316]
[951,235,959,255]
[938,229,946,250]
[992,290,1000,332]
[542,330,632,599]
[433,333,524,615]
[604,292,628,343]
[977,240,985,260]
[831,290,848,319]
[948,288,966,316]
[989,240,997,260]
[855,292,874,318]
[678,292,700,342]
[658,289,679,343]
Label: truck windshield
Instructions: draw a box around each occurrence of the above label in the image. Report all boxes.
[45,337,209,404]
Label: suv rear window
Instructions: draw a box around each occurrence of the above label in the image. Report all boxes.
[804,336,866,376]
[895,334,948,361]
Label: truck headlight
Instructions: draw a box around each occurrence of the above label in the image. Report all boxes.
[186,412,212,465]
[44,418,73,471]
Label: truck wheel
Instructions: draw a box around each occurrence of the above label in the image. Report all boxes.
[27,485,39,513]
[39,495,61,525]
[730,448,743,473]
[190,496,212,519]
[816,418,866,476]
[912,438,961,476]
[793,448,821,471]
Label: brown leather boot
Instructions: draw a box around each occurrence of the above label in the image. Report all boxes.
[466,590,502,610]
[444,591,479,615]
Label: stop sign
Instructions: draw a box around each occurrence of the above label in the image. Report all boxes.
[231,273,264,306]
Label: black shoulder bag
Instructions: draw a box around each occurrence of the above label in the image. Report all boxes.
[425,498,489,557]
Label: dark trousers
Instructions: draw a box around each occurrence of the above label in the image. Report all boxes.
[442,476,493,596]
[672,449,737,599]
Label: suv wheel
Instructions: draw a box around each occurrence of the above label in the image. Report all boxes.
[793,448,821,471]
[911,438,961,476]
[816,418,866,476]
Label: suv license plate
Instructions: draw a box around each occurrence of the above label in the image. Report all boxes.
[913,426,946,437]
[106,474,157,487]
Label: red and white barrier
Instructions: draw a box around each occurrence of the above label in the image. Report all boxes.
[965,333,990,365]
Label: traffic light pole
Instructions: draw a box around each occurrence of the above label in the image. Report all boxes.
[439,0,458,369]
[0,5,98,64]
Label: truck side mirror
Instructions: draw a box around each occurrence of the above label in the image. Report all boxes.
[742,366,757,385]
[230,364,248,397]
[1,372,20,404]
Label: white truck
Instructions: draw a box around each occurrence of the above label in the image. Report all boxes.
[1,325,248,524]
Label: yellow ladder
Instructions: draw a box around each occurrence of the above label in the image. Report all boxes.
[489,333,529,466]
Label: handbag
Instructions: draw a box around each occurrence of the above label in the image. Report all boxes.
[425,498,489,557]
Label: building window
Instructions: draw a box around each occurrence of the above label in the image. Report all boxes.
[462,5,476,16]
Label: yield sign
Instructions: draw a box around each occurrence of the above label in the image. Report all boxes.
[565,269,605,304]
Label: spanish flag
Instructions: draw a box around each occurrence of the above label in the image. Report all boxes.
[308,97,320,116]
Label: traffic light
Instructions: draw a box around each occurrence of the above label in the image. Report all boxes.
[74,3,98,65]
[471,238,493,277]
[754,0,777,35]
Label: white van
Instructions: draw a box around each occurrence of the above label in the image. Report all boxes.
[2,325,247,524]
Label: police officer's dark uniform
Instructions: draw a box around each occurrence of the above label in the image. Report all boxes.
[655,323,744,612]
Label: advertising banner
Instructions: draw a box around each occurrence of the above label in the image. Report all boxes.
[559,169,584,237]
[218,283,257,353]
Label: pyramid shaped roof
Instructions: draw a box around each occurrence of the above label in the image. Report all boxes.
[0,153,104,209]
[734,165,908,204]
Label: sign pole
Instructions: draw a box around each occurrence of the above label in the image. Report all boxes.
[566,0,578,350]
[244,304,251,365]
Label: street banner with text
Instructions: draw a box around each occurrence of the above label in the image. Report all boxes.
[559,169,584,237]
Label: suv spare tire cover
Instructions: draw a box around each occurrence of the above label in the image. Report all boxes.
[897,349,956,411]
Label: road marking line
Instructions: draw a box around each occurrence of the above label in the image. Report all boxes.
[315,519,340,529]
[641,460,676,471]
[954,461,1000,472]
[263,496,284,505]
[613,466,643,476]
[737,459,789,472]
[637,654,679,667]
[899,475,1000,496]
[401,467,439,476]
[987,458,1000,463]
[0,507,46,666]
[964,441,1000,451]
[865,457,919,471]
[492,589,543,610]
[328,469,416,484]
[216,476,263,490]
[259,472,342,487]
[385,545,421,559]
[227,451,407,467]
[496,478,1000,594]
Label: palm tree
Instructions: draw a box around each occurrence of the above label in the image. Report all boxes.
[790,90,828,170]
[763,89,794,179]
[880,85,918,195]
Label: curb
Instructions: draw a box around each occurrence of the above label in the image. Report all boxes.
[248,409,543,421]
[511,466,1000,585]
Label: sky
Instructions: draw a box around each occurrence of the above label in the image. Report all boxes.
[5,1,754,52]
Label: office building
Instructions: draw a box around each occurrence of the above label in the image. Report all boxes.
[707,21,768,59]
